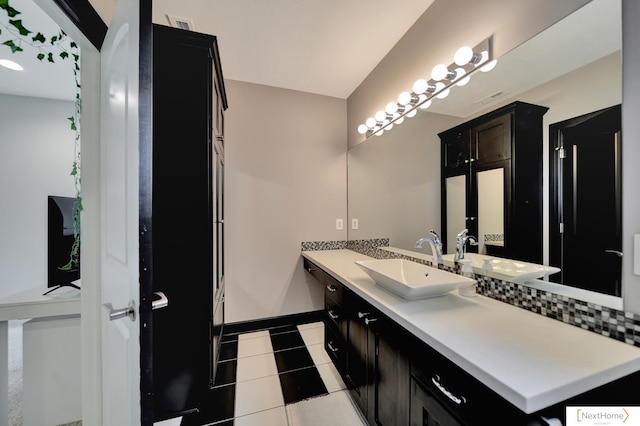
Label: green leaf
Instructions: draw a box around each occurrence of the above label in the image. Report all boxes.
[2,40,22,53]
[9,19,31,36]
[60,51,69,60]
[32,32,46,44]
[0,0,20,18]
[68,116,77,131]
[47,52,54,63]
[37,53,45,61]
[50,35,58,44]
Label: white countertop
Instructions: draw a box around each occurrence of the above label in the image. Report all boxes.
[302,249,640,414]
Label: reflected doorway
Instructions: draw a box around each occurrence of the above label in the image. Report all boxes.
[550,104,622,296]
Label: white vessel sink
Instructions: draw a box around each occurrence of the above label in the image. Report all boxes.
[442,253,560,284]
[355,259,475,299]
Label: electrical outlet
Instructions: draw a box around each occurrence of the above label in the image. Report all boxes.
[351,218,359,230]
[336,218,344,230]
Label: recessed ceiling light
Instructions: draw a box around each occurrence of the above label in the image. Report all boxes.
[0,59,24,71]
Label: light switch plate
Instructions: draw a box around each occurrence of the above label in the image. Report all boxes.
[336,219,344,230]
[352,218,359,230]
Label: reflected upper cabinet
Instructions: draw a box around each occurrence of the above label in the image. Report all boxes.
[439,101,548,263]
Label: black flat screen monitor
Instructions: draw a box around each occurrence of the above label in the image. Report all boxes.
[46,195,81,294]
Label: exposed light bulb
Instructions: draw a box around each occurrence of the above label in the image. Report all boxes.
[375,128,385,136]
[454,46,473,66]
[431,64,449,81]
[435,82,450,99]
[395,116,405,125]
[385,102,398,114]
[365,117,376,128]
[413,79,428,95]
[398,91,412,106]
[480,59,497,72]
[418,99,432,110]
[455,68,470,86]
[358,124,368,134]
[406,108,417,118]
[0,59,23,71]
[375,110,386,122]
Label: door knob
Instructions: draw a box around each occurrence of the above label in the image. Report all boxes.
[103,299,136,322]
[152,291,169,310]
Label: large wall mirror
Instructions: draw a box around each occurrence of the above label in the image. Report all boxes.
[347,0,622,306]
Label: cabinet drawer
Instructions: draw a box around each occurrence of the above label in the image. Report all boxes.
[410,344,525,424]
[324,325,345,372]
[324,274,344,303]
[303,258,326,285]
[325,299,343,329]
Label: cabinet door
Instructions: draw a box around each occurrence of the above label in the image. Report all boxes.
[443,130,470,172]
[370,316,410,426]
[471,113,511,165]
[444,173,470,253]
[473,162,510,256]
[346,295,370,416]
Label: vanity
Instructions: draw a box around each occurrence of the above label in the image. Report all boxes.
[302,249,640,425]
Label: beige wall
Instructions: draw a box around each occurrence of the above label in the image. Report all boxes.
[224,80,347,323]
[347,0,590,149]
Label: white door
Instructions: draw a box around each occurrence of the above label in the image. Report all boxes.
[99,0,146,424]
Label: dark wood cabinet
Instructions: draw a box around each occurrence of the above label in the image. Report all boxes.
[304,259,410,425]
[440,101,548,263]
[152,24,228,421]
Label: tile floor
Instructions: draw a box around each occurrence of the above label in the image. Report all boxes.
[155,321,368,426]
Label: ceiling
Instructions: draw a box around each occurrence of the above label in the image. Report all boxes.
[0,0,435,101]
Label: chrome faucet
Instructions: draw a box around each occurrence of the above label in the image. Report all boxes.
[415,229,443,266]
[455,229,478,261]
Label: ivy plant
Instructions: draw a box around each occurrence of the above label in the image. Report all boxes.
[1,0,82,272]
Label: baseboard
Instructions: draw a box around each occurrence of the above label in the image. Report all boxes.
[223,310,324,335]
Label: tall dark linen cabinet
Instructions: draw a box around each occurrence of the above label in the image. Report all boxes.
[152,24,228,421]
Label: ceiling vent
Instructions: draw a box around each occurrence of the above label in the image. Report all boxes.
[166,15,195,31]
[475,91,506,105]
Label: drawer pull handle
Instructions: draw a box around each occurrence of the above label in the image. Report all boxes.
[328,310,339,320]
[357,311,370,319]
[326,285,337,292]
[432,374,466,405]
[364,318,377,325]
[327,341,339,353]
[306,267,316,272]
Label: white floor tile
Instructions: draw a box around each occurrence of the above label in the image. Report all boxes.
[316,362,347,393]
[234,407,288,426]
[299,326,324,347]
[286,390,367,426]
[236,352,278,382]
[237,335,274,358]
[234,374,284,417]
[307,342,332,366]
[238,330,270,340]
[297,321,324,331]
[153,417,182,426]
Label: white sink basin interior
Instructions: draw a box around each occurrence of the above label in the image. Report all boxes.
[441,253,560,284]
[355,259,475,299]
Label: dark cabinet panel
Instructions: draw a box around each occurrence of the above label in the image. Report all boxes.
[440,101,548,262]
[152,24,227,421]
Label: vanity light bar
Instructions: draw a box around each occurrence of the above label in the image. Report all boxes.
[358,37,496,138]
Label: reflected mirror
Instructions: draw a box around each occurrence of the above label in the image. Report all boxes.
[347,0,621,303]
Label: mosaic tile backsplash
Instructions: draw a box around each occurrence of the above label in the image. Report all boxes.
[301,239,640,348]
